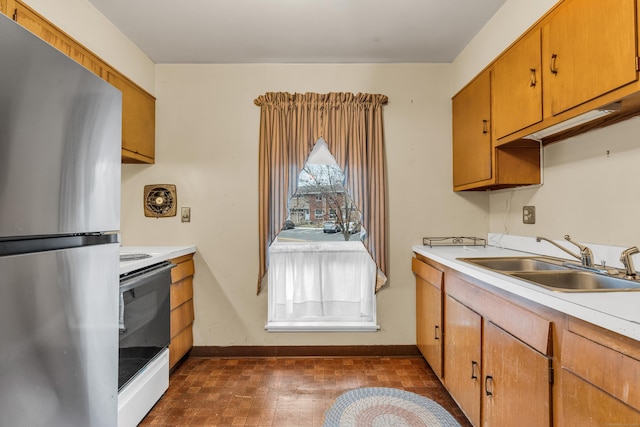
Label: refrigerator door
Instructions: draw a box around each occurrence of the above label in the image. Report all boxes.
[0,243,119,426]
[0,14,121,239]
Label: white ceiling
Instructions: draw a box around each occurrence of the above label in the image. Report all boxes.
[86,0,507,64]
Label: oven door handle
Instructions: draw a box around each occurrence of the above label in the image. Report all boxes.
[119,262,175,292]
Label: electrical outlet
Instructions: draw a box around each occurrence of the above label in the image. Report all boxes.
[181,207,191,223]
[523,206,536,224]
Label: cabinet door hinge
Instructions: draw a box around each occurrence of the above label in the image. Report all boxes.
[636,57,640,72]
[548,366,554,384]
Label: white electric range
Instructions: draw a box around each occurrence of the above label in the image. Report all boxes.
[117,246,195,427]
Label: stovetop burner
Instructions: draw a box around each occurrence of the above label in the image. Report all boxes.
[422,236,486,247]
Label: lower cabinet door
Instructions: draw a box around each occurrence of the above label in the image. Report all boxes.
[444,295,481,426]
[416,276,442,378]
[482,321,551,426]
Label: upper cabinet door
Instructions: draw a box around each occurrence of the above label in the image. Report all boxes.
[107,71,156,163]
[452,70,492,188]
[542,0,637,116]
[494,29,543,139]
[11,2,73,56]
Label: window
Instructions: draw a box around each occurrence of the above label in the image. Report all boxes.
[254,92,388,331]
[314,208,323,218]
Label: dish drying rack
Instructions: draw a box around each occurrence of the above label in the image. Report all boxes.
[422,236,486,247]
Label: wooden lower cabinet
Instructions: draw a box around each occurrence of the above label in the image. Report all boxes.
[417,256,554,426]
[414,253,640,426]
[444,295,482,426]
[559,327,640,424]
[561,371,640,425]
[169,254,195,368]
[482,321,551,426]
[412,257,444,378]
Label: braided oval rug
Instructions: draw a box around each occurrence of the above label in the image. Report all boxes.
[323,387,462,427]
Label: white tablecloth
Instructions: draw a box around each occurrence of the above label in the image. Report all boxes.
[268,241,376,322]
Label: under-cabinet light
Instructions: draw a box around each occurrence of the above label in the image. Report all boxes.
[523,102,621,141]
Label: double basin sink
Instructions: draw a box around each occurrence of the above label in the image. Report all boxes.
[459,256,640,292]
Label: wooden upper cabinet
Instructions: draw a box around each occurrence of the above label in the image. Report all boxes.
[70,45,104,78]
[11,2,73,57]
[7,0,155,164]
[9,2,102,78]
[452,68,540,191]
[494,29,543,140]
[542,0,638,116]
[452,70,492,188]
[107,71,156,163]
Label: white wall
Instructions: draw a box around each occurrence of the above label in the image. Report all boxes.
[120,64,489,346]
[489,118,640,248]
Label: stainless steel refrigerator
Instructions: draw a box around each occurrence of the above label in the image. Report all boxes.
[0,13,121,427]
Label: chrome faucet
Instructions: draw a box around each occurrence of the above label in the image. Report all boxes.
[536,235,594,268]
[620,246,639,279]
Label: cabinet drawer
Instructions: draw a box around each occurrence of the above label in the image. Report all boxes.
[412,257,443,289]
[561,369,640,425]
[562,330,640,411]
[447,273,552,356]
[170,300,194,338]
[171,259,195,283]
[169,324,193,368]
[170,276,193,310]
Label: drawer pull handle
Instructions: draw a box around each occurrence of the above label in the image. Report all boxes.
[434,325,440,340]
[482,120,488,135]
[485,375,494,396]
[471,361,478,380]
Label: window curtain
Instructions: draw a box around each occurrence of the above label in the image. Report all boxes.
[254,92,389,295]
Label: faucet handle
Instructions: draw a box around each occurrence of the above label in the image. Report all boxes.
[620,246,640,278]
[564,235,594,267]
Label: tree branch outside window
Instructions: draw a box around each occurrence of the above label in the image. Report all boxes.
[298,164,361,241]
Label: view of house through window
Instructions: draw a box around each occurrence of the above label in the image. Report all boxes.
[278,139,363,243]
[267,138,378,332]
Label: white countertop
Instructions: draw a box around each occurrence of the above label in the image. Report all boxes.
[413,243,640,342]
[119,246,196,275]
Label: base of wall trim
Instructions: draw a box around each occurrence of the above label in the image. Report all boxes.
[190,345,421,358]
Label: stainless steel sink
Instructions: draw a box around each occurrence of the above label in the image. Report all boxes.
[459,256,569,272]
[511,271,640,292]
[459,256,640,292]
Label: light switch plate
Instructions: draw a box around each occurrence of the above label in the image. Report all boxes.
[523,206,535,224]
[181,207,191,223]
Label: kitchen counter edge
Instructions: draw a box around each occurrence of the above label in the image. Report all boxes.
[120,245,196,275]
[412,244,640,342]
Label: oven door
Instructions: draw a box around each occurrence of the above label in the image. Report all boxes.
[118,262,173,390]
